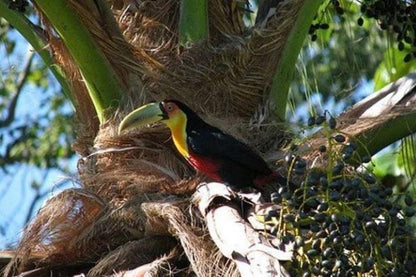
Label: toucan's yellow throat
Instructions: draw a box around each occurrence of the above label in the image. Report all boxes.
[118,101,190,158]
[164,110,189,158]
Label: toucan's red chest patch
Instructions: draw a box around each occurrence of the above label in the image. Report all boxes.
[187,152,222,182]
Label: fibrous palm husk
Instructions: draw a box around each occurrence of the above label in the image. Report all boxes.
[4,185,240,276]
[111,0,303,117]
[109,247,187,277]
[79,123,194,200]
[3,189,173,275]
[141,198,238,276]
[88,236,180,276]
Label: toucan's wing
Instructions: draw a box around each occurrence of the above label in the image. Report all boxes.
[187,127,272,175]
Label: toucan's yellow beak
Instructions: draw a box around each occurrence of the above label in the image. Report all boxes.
[118,102,166,134]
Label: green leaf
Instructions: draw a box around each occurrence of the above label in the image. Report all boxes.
[373,46,416,91]
[270,0,326,121]
[369,151,401,178]
[178,0,208,45]
[397,136,416,179]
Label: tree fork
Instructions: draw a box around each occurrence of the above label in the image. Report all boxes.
[34,0,124,122]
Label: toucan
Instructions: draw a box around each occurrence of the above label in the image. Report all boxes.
[118,100,284,193]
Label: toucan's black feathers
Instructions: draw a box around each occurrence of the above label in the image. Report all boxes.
[187,128,272,176]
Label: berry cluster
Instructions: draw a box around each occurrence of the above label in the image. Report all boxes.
[263,116,416,276]
[308,0,344,41]
[309,23,330,42]
[359,0,416,62]
[309,0,416,62]
[7,0,28,13]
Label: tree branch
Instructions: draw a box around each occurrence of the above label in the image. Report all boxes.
[337,73,416,158]
[306,73,416,162]
[194,182,292,277]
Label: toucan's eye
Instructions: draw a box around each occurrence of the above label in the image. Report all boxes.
[165,103,175,112]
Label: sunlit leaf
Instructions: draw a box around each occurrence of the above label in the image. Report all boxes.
[373,46,416,91]
[368,151,401,178]
[397,136,416,180]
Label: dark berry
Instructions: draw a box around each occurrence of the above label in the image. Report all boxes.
[312,240,321,250]
[309,25,316,34]
[334,134,346,143]
[317,202,329,212]
[365,221,376,230]
[404,53,412,62]
[283,214,295,223]
[404,194,413,206]
[308,116,316,126]
[363,174,376,184]
[294,167,305,175]
[310,222,320,232]
[307,249,319,257]
[398,41,405,51]
[329,190,341,201]
[405,36,413,44]
[362,155,371,163]
[322,259,334,270]
[320,23,329,30]
[328,117,337,129]
[314,213,326,223]
[323,247,334,258]
[315,115,326,125]
[320,176,328,188]
[405,207,416,217]
[336,6,344,15]
[295,159,307,168]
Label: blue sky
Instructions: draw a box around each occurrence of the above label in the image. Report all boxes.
[0,29,78,248]
[0,164,77,248]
